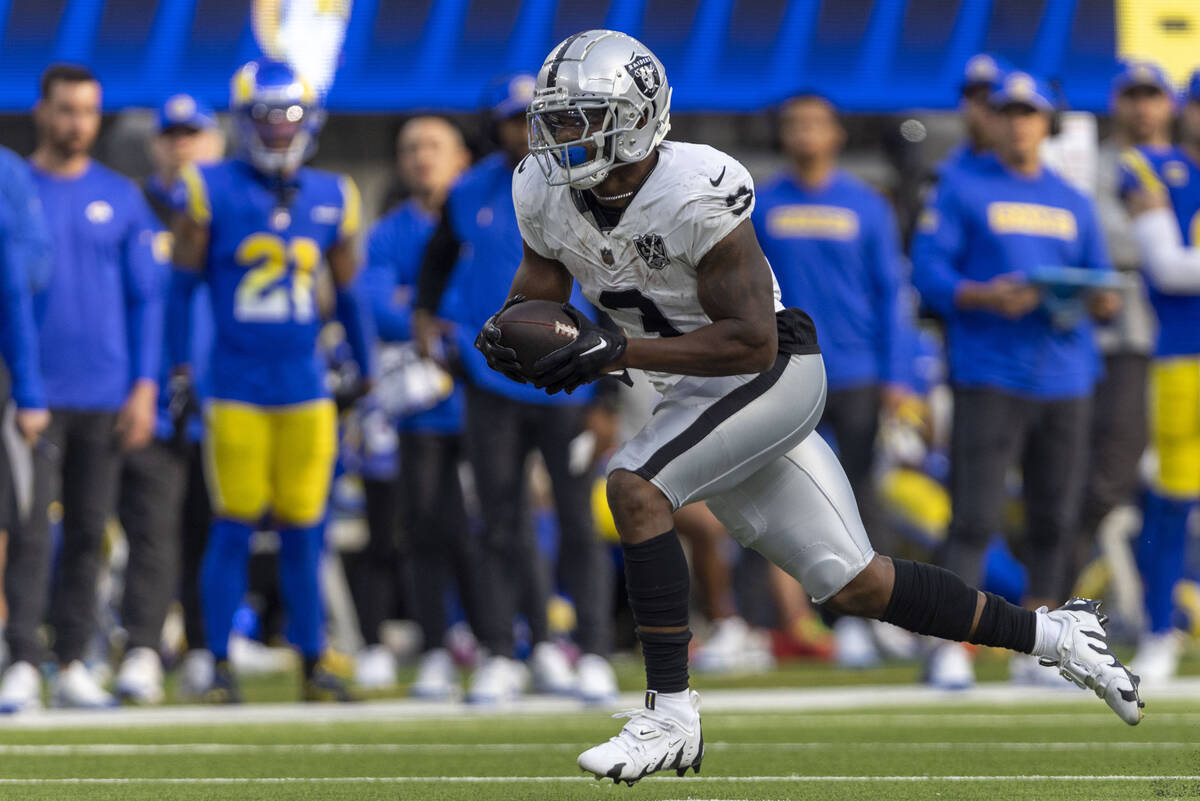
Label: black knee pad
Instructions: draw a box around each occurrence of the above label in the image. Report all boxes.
[881,558,977,642]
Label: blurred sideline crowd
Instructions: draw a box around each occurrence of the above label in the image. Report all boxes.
[0,51,1198,711]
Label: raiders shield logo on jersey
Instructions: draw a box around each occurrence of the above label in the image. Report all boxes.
[634,233,669,270]
[625,55,661,99]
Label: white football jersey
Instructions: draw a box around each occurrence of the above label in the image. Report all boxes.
[513,141,784,392]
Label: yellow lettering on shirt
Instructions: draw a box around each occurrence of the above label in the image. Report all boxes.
[766,205,860,241]
[986,202,1077,240]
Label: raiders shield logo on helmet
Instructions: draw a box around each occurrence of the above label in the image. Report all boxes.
[625,55,661,99]
[634,233,669,270]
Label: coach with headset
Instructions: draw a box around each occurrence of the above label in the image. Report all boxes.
[911,70,1120,685]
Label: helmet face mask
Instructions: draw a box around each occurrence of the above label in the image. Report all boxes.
[528,30,671,190]
[231,59,324,175]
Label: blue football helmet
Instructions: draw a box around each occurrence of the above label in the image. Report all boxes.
[230,58,324,174]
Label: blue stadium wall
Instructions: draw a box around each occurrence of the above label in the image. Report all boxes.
[0,0,1126,113]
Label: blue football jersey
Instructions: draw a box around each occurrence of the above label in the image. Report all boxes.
[180,158,360,405]
[1120,145,1200,357]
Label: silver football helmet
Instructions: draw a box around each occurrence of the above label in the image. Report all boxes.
[528,30,672,189]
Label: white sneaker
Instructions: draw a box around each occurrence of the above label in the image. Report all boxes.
[1010,652,1069,688]
[410,648,458,700]
[178,650,214,700]
[694,617,774,674]
[870,620,919,660]
[0,661,43,714]
[925,642,975,690]
[465,655,527,704]
[579,689,704,785]
[52,660,114,709]
[354,644,397,689]
[115,647,164,705]
[529,641,576,695]
[1130,630,1184,685]
[834,617,881,669]
[229,634,296,675]
[576,654,618,705]
[1037,599,1144,725]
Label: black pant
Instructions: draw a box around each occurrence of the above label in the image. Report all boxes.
[1076,353,1148,579]
[943,388,1092,600]
[118,440,186,651]
[399,431,485,651]
[464,385,612,656]
[349,474,404,646]
[178,442,211,651]
[6,410,122,664]
[821,384,883,544]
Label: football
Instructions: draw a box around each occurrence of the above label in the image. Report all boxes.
[494,299,580,378]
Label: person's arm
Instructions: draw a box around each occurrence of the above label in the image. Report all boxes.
[360,222,411,342]
[329,175,376,382]
[1077,197,1121,320]
[117,195,164,450]
[1122,186,1200,293]
[614,219,778,377]
[167,164,212,375]
[413,209,464,357]
[868,199,912,390]
[0,228,46,416]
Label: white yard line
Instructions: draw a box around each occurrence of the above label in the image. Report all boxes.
[0,741,1190,755]
[0,775,1194,784]
[2,678,1197,729]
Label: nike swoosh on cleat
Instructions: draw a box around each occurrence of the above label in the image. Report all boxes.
[581,337,608,357]
[709,166,726,186]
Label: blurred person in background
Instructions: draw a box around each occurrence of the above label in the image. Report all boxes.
[414,75,616,704]
[354,115,478,694]
[942,54,1009,175]
[0,64,163,712]
[167,58,374,703]
[0,142,53,668]
[1075,63,1166,584]
[755,93,915,669]
[1120,68,1200,682]
[113,94,223,704]
[911,71,1119,690]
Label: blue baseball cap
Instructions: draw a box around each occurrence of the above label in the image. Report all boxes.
[156,93,217,133]
[960,53,1008,93]
[989,70,1056,112]
[1111,60,1172,96]
[1185,69,1200,103]
[482,74,536,120]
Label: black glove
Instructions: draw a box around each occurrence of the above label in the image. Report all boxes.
[474,294,528,384]
[531,303,627,395]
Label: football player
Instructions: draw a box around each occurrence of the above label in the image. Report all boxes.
[167,58,374,702]
[475,30,1144,784]
[1121,68,1200,682]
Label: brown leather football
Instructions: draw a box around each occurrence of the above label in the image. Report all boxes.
[494,299,580,378]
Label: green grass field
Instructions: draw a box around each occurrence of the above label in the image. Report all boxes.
[1,689,1197,801]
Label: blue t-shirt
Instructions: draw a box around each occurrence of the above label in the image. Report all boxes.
[441,153,594,406]
[1118,145,1200,358]
[755,169,912,391]
[32,161,162,411]
[911,154,1111,399]
[0,148,49,409]
[363,199,462,433]
[179,159,360,406]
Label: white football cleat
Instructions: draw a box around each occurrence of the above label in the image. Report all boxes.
[178,649,215,700]
[925,642,975,690]
[529,641,576,695]
[576,653,618,705]
[52,660,114,709]
[115,647,165,705]
[693,617,773,674]
[579,689,704,786]
[1130,630,1183,685]
[833,617,881,669]
[0,661,43,714]
[410,648,458,700]
[465,655,527,704]
[1037,599,1144,725]
[354,644,398,689]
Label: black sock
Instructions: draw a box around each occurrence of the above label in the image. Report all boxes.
[622,530,691,693]
[303,655,320,679]
[969,591,1037,654]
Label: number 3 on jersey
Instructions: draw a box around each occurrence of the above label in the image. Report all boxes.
[234,233,321,323]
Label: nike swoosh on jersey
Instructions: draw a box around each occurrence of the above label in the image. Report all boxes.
[581,337,608,357]
[709,166,726,186]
